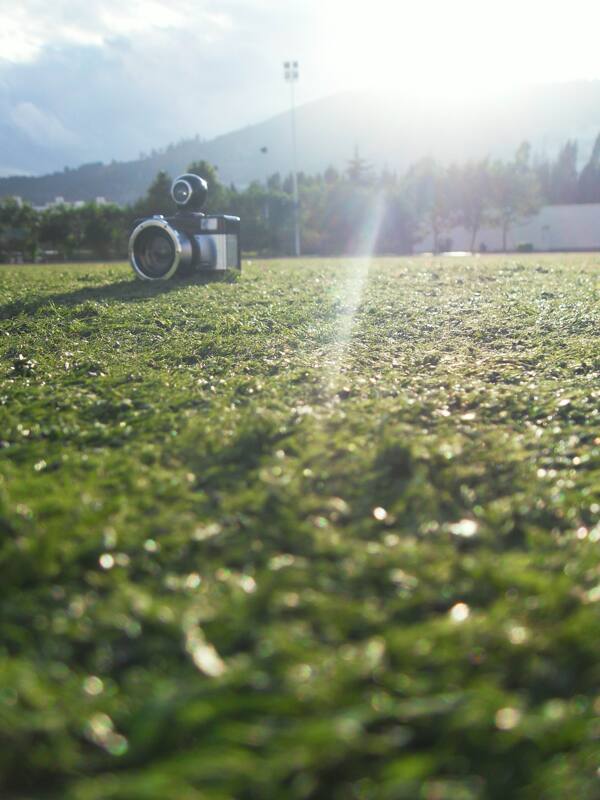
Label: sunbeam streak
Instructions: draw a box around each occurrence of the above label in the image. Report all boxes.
[324,192,385,392]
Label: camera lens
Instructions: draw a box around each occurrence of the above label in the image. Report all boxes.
[129,219,193,280]
[134,228,175,278]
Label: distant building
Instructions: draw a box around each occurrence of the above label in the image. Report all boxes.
[32,196,67,211]
[417,204,600,253]
[32,196,114,211]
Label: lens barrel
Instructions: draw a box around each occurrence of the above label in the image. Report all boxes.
[129,218,192,280]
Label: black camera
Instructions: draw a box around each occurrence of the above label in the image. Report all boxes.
[129,173,241,280]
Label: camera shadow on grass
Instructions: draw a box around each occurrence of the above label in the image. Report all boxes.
[0,272,240,320]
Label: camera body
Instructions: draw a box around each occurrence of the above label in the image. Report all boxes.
[129,173,241,280]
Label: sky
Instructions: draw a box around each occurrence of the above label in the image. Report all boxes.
[2,0,600,175]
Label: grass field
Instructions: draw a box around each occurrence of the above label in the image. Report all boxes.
[0,254,599,799]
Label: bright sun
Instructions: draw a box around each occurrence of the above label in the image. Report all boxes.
[316,0,600,100]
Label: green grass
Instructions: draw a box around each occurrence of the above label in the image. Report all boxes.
[0,255,599,800]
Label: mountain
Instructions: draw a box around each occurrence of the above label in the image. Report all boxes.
[3,82,600,206]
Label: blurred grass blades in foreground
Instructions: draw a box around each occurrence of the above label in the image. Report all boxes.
[0,255,599,799]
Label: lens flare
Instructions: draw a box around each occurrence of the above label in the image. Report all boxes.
[325,192,385,389]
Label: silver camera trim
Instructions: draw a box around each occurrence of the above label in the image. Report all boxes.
[194,233,239,270]
[129,217,189,280]
[171,178,193,207]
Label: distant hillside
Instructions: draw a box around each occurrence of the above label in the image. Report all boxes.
[3,82,600,206]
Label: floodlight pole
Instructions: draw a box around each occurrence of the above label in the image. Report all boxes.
[284,60,301,257]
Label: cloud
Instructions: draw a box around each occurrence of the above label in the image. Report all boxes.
[0,1,238,65]
[3,0,600,176]
[10,101,79,148]
[0,0,317,174]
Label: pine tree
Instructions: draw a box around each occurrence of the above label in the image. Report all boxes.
[548,141,578,203]
[141,171,173,214]
[578,133,600,203]
[346,147,373,185]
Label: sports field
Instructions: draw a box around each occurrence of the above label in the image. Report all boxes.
[0,255,599,799]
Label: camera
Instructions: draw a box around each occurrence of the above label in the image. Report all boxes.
[129,173,241,280]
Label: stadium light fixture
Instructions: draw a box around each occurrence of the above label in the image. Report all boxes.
[283,60,301,257]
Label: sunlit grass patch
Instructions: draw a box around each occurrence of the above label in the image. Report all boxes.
[0,254,599,799]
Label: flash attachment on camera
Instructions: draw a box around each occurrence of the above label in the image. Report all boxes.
[171,173,208,211]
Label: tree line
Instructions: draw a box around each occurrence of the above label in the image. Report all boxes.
[3,133,600,262]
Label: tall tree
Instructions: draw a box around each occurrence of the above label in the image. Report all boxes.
[346,147,373,185]
[137,171,173,215]
[266,172,282,192]
[323,165,340,185]
[39,203,85,259]
[548,140,578,203]
[81,202,123,259]
[0,198,39,261]
[403,159,457,253]
[490,150,540,252]
[533,157,551,202]
[456,159,493,252]
[578,133,600,203]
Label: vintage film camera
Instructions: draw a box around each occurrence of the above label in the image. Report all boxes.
[129,173,241,280]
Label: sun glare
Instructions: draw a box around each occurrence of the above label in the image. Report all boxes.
[326,193,385,390]
[317,0,600,100]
